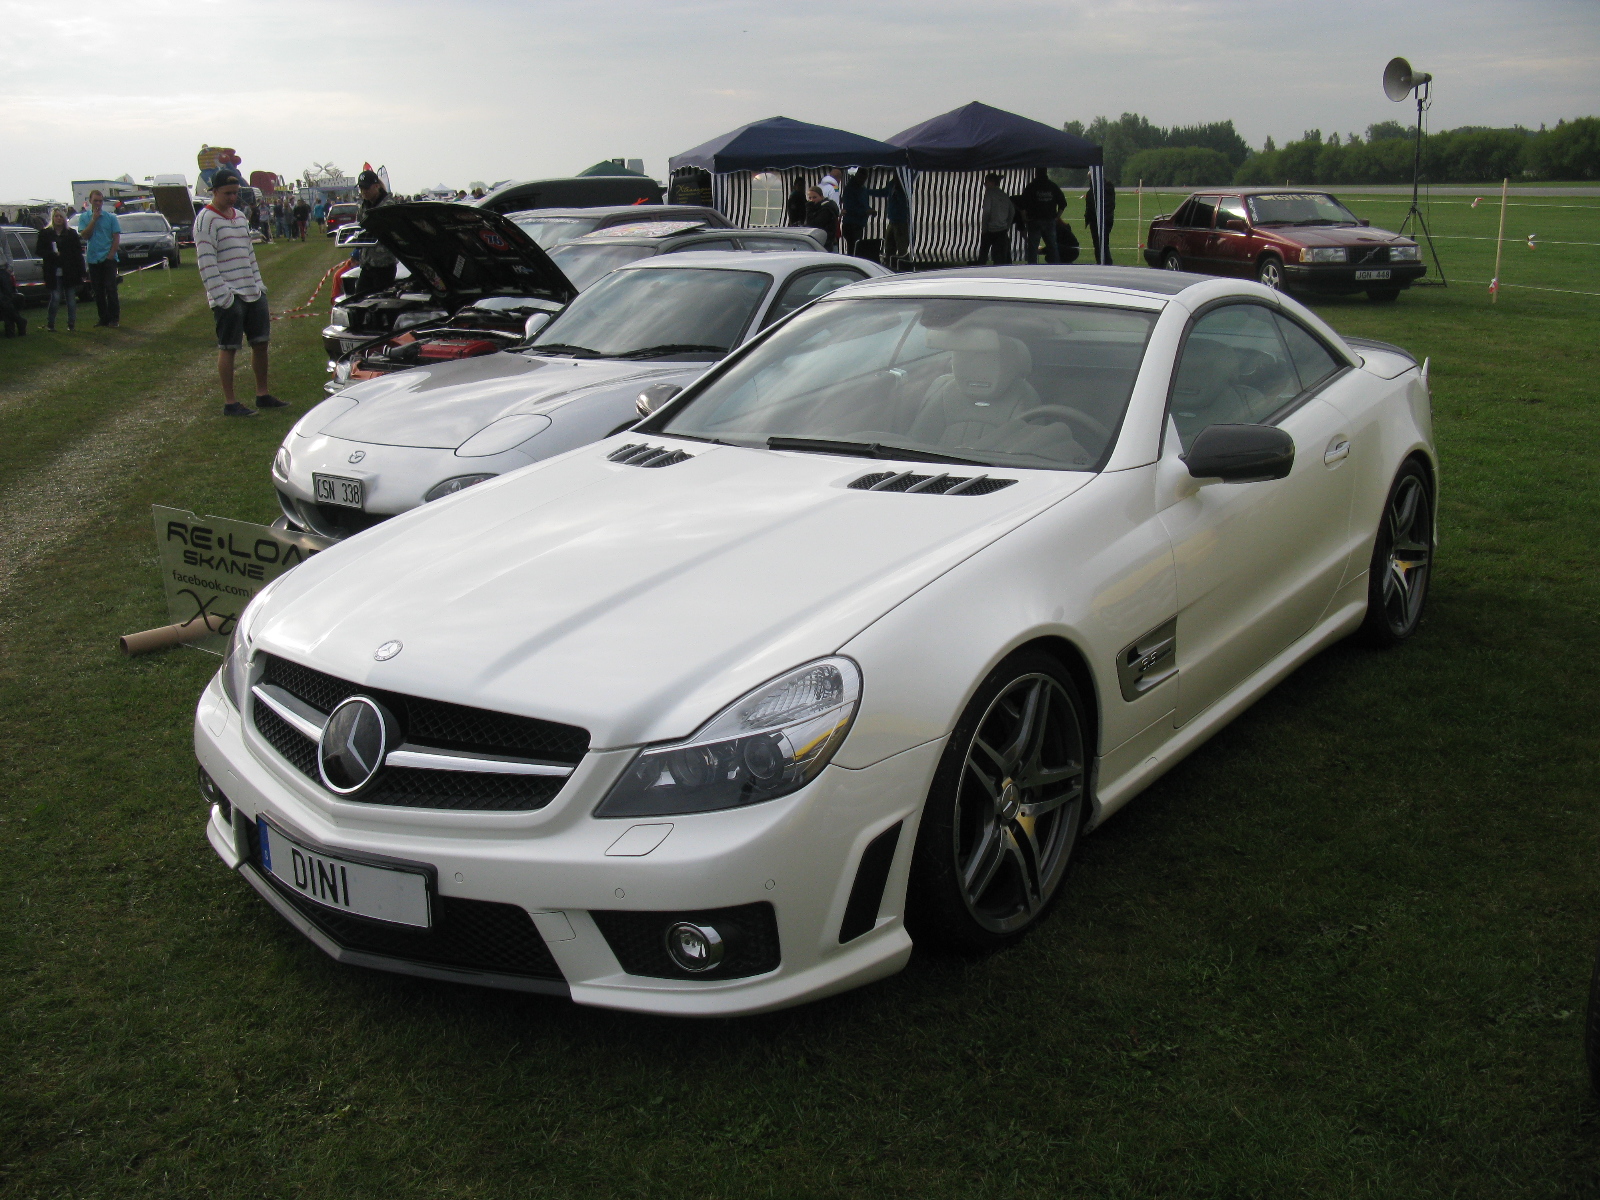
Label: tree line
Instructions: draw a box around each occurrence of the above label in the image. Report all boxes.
[1058,113,1600,187]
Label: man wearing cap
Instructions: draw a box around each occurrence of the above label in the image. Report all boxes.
[194,168,286,418]
[355,169,398,295]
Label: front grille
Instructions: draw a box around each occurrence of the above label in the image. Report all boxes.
[1348,245,1390,266]
[284,496,390,541]
[591,902,780,980]
[607,443,692,468]
[250,653,587,811]
[849,470,1016,496]
[245,823,562,981]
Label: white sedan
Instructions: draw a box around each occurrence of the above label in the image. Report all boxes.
[198,265,1436,1016]
[274,251,888,539]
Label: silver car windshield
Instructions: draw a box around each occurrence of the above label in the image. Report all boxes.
[546,242,658,291]
[658,297,1157,471]
[528,267,772,360]
[513,216,600,248]
[1246,193,1358,226]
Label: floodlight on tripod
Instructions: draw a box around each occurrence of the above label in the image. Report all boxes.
[1384,56,1446,285]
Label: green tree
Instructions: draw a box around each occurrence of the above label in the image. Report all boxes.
[1524,117,1600,180]
[1121,147,1235,187]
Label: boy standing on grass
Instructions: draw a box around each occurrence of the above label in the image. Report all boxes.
[195,168,286,418]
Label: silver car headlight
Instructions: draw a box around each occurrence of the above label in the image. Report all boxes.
[1390,245,1421,262]
[596,657,862,818]
[1301,247,1347,263]
[423,474,498,502]
[218,585,275,710]
[330,305,351,328]
[272,445,292,481]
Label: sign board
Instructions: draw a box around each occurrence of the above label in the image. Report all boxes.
[152,506,329,654]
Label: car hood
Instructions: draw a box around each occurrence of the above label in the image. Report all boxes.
[315,354,704,448]
[254,439,1090,748]
[1262,225,1414,248]
[361,203,576,307]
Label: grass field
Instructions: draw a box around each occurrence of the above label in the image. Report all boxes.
[2,214,1599,1198]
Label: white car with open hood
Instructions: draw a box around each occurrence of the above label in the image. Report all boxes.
[198,265,1436,1016]
[276,251,887,540]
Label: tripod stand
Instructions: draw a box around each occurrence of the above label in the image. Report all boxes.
[1397,84,1448,286]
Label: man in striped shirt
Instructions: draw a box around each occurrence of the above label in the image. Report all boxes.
[195,168,286,417]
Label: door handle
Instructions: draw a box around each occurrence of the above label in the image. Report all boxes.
[1323,437,1351,466]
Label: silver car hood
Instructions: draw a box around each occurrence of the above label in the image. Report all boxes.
[315,354,706,448]
[254,438,1090,748]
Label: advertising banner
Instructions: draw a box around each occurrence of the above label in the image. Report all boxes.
[152,506,328,654]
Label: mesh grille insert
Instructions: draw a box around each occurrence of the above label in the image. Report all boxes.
[848,471,1016,496]
[607,443,692,468]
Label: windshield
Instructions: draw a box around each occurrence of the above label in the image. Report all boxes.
[546,242,658,291]
[513,216,601,248]
[657,297,1157,471]
[530,267,770,360]
[118,214,168,233]
[1246,193,1358,226]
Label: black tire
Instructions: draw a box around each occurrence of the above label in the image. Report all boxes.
[168,249,182,268]
[1586,937,1600,1095]
[1256,255,1285,290]
[908,648,1090,952]
[1367,286,1400,303]
[1360,459,1433,646]
[1161,249,1182,271]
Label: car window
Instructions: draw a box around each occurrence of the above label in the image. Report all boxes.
[9,232,36,259]
[528,267,771,359]
[1216,196,1248,226]
[1169,304,1301,451]
[666,239,737,253]
[659,297,1158,472]
[1184,196,1219,228]
[761,268,869,328]
[118,214,168,233]
[546,242,658,290]
[1274,314,1342,392]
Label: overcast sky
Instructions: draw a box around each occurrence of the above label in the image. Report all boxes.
[2,0,1595,200]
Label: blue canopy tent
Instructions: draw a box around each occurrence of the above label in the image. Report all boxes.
[668,116,910,243]
[886,102,1109,266]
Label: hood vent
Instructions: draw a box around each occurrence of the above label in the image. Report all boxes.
[607,443,693,468]
[849,470,1016,496]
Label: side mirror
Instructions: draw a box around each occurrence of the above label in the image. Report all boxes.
[637,383,683,418]
[1358,218,1371,227]
[1183,424,1295,483]
[1223,218,1248,232]
[522,312,551,339]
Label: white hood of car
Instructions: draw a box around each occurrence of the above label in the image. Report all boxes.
[316,354,704,449]
[253,438,1090,748]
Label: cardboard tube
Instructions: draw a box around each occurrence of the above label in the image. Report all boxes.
[120,612,227,656]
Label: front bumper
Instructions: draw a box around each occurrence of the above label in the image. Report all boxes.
[1284,261,1426,291]
[195,673,933,1015]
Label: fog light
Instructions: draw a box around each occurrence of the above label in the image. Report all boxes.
[665,921,725,973]
[198,765,232,823]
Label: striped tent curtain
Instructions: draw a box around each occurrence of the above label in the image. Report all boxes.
[907,168,1100,267]
[680,167,911,248]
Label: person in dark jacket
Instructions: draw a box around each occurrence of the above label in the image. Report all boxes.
[802,187,839,251]
[356,169,399,294]
[866,176,911,270]
[37,208,84,331]
[785,175,809,227]
[1084,182,1116,264]
[839,169,873,257]
[1018,168,1068,264]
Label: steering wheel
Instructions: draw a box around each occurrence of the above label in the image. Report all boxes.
[1016,405,1112,445]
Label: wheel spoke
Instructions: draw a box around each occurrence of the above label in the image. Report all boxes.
[1005,822,1045,914]
[963,755,1002,802]
[1392,480,1420,535]
[971,736,1009,776]
[962,818,1006,900]
[998,680,1043,768]
[1019,778,1081,820]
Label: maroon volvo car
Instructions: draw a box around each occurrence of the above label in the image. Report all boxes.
[1144,189,1425,302]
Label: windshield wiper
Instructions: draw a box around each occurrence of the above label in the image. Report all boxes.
[613,343,728,359]
[767,436,994,467]
[527,343,602,357]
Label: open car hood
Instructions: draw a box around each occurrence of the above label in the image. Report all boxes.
[361,203,577,306]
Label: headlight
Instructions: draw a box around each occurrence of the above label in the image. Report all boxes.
[1390,245,1421,262]
[596,657,862,818]
[1301,247,1347,263]
[330,305,351,327]
[393,309,448,333]
[272,446,292,480]
[423,474,497,502]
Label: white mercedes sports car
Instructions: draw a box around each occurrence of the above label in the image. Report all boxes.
[275,251,887,539]
[198,265,1436,1016]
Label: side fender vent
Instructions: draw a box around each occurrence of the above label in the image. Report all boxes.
[607,443,692,468]
[848,470,1016,496]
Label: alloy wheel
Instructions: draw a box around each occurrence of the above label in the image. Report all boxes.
[952,673,1084,934]
[1380,473,1431,635]
[1257,257,1283,289]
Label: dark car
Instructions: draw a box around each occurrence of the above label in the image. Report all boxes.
[324,202,360,233]
[1144,189,1425,302]
[320,202,576,362]
[547,221,828,291]
[475,175,663,216]
[1,226,43,300]
[508,205,731,249]
[116,212,182,267]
